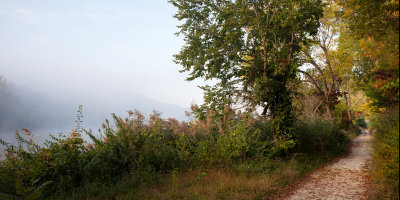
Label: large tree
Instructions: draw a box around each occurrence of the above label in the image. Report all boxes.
[298,2,348,122]
[337,0,399,109]
[170,0,323,136]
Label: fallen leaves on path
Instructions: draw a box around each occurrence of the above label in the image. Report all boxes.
[277,132,373,200]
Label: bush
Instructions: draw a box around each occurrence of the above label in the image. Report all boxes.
[370,108,399,199]
[0,132,88,198]
[292,119,349,154]
[0,108,349,199]
[356,118,368,129]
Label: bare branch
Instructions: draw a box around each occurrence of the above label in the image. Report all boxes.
[298,69,323,94]
[302,50,329,93]
[319,44,336,93]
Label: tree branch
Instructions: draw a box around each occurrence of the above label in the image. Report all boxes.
[319,43,336,94]
[250,0,260,24]
[286,32,295,71]
[302,50,329,93]
[298,69,323,94]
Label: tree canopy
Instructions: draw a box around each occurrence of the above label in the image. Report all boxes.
[170,0,324,136]
[337,0,399,109]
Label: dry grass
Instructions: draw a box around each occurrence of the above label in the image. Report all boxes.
[119,161,303,200]
[54,150,338,200]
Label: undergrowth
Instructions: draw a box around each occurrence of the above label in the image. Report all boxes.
[60,153,339,200]
[0,108,349,199]
[370,108,399,200]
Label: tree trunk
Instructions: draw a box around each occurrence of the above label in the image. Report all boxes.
[325,104,334,122]
[345,86,352,126]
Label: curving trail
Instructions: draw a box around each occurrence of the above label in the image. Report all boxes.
[280,131,373,200]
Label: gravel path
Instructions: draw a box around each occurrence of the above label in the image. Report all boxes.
[281,131,373,200]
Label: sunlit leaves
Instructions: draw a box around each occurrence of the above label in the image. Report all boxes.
[337,0,399,108]
[171,0,324,135]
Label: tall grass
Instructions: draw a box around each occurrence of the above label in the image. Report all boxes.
[292,119,349,154]
[0,108,349,199]
[370,108,399,200]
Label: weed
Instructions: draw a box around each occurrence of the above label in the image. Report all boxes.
[0,108,349,199]
[370,108,399,200]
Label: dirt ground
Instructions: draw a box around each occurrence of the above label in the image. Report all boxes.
[277,131,373,200]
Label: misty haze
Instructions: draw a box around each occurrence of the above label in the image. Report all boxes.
[0,1,203,147]
[0,74,189,146]
[0,0,397,199]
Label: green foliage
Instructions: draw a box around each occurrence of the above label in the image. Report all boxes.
[335,2,399,196]
[292,118,349,153]
[0,107,349,199]
[355,118,368,129]
[0,131,87,199]
[337,0,399,40]
[170,0,324,136]
[0,192,18,200]
[334,101,348,124]
[337,0,399,108]
[370,108,399,199]
[192,83,235,120]
[172,109,274,164]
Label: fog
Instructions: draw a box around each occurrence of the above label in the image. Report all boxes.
[0,74,189,146]
[0,1,206,147]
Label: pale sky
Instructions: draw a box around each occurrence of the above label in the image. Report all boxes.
[0,0,207,127]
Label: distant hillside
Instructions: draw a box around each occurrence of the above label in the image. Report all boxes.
[0,75,188,140]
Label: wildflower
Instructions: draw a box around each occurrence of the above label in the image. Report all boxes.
[134,110,144,121]
[118,116,126,128]
[86,143,94,149]
[21,128,32,136]
[70,130,81,138]
[5,151,14,158]
[118,116,124,123]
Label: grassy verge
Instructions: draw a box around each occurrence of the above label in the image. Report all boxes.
[58,152,341,200]
[370,108,399,200]
[0,110,349,199]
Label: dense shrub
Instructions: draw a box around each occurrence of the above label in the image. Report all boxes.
[0,132,89,198]
[0,109,349,199]
[370,108,399,200]
[292,119,349,154]
[356,118,368,129]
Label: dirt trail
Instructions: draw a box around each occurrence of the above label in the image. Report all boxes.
[281,131,373,200]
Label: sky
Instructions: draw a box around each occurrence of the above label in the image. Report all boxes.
[0,1,208,131]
